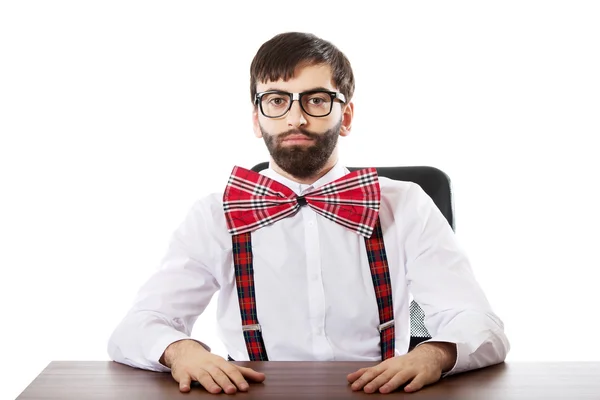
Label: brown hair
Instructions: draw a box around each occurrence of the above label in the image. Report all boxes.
[250,32,355,104]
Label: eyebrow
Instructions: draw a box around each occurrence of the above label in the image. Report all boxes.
[262,86,335,93]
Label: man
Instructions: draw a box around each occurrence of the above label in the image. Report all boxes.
[108,32,509,395]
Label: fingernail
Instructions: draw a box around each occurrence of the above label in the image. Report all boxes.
[240,383,249,390]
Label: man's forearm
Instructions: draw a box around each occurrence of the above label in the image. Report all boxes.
[413,342,457,373]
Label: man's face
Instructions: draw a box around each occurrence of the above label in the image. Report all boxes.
[253,64,352,179]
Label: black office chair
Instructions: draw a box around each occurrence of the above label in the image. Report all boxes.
[251,162,455,351]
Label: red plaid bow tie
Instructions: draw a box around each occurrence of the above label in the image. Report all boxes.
[223,166,381,238]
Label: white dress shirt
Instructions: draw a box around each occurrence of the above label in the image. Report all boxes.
[107,162,509,376]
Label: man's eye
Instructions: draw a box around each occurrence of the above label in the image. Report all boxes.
[268,97,287,106]
[308,96,328,106]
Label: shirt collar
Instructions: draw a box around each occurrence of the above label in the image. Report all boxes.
[260,162,349,196]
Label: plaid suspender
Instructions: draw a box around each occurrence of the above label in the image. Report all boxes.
[231,231,269,361]
[366,219,396,360]
[231,217,395,361]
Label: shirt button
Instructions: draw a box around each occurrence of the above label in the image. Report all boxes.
[307,221,315,227]
[311,273,319,281]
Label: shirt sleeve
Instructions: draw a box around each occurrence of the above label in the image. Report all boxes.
[107,200,221,372]
[401,183,510,375]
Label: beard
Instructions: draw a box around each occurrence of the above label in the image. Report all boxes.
[260,119,342,179]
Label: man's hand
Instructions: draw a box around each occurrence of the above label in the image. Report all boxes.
[347,342,457,394]
[160,339,266,394]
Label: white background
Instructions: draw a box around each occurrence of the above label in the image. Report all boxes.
[1,1,599,398]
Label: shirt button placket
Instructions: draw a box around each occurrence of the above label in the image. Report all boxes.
[301,204,331,359]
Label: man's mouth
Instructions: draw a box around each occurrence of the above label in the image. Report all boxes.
[281,134,314,144]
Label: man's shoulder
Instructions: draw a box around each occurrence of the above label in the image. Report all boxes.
[378,175,422,195]
[377,176,432,216]
[196,191,225,206]
[188,191,226,218]
[177,191,227,230]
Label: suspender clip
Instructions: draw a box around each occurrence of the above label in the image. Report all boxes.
[378,320,394,332]
[242,324,262,332]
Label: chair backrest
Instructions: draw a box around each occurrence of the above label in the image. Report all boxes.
[250,162,455,350]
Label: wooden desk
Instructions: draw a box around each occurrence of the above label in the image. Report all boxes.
[17,361,600,399]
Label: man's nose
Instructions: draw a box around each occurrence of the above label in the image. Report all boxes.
[286,101,307,127]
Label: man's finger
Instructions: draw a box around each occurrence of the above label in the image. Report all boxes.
[380,370,418,394]
[207,366,237,394]
[220,364,250,391]
[193,369,222,394]
[363,370,398,394]
[347,367,368,383]
[236,365,267,382]
[350,367,384,391]
[403,372,430,393]
[174,372,192,393]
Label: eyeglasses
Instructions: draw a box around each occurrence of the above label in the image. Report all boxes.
[254,90,346,118]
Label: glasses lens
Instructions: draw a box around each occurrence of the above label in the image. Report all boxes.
[301,92,332,117]
[260,93,291,117]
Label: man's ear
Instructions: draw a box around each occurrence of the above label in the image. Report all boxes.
[252,106,263,138]
[340,102,354,137]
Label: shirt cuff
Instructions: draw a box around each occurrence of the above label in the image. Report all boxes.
[416,327,508,377]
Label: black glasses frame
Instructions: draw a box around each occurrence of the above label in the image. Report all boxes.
[254,90,347,118]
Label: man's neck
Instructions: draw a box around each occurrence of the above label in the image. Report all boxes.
[270,158,338,185]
